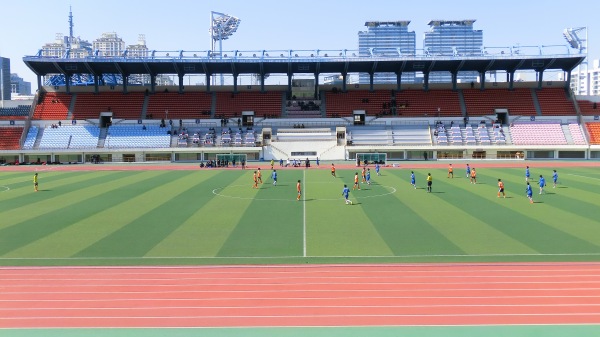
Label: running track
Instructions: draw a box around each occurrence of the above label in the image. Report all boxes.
[1,263,600,328]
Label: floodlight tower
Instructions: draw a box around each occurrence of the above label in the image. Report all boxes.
[563,27,588,94]
[210,11,241,85]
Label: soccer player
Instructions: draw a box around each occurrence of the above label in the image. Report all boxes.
[525,166,531,182]
[272,169,278,186]
[316,157,320,167]
[447,164,453,178]
[552,170,558,188]
[426,173,432,193]
[257,168,263,184]
[526,182,534,204]
[33,172,39,192]
[252,171,258,189]
[361,167,367,183]
[470,168,477,184]
[466,164,471,178]
[331,163,336,177]
[270,159,274,170]
[410,171,416,189]
[342,184,352,205]
[353,172,361,190]
[375,163,381,176]
[497,179,506,198]
[538,174,546,194]
[296,180,301,201]
[366,168,371,185]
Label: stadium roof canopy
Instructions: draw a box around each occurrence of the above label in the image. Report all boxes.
[23,46,585,90]
[23,52,584,79]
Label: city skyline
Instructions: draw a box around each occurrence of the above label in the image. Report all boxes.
[0,0,596,90]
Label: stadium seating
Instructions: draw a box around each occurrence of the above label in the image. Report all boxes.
[568,123,587,145]
[577,100,599,115]
[0,127,24,150]
[105,125,170,148]
[146,92,212,119]
[33,92,71,120]
[510,123,567,145]
[394,90,462,117]
[535,88,576,116]
[0,105,30,120]
[215,92,283,119]
[73,92,144,119]
[585,123,600,144]
[391,125,431,145]
[38,125,100,149]
[463,88,536,116]
[22,126,38,150]
[325,90,393,117]
[347,127,390,145]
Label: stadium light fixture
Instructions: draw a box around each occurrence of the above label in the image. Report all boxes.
[210,11,241,85]
[563,27,586,52]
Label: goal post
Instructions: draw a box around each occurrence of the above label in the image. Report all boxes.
[356,153,387,164]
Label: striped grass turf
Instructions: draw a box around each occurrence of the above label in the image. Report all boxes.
[1,166,600,266]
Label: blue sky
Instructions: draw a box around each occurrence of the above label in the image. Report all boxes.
[0,0,596,89]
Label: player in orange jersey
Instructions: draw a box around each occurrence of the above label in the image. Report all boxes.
[470,168,477,184]
[257,168,263,184]
[353,172,361,190]
[252,171,258,189]
[331,163,336,177]
[361,167,367,183]
[497,179,505,198]
[447,164,453,178]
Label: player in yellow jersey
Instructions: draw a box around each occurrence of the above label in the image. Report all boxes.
[426,173,432,193]
[33,172,39,192]
[296,180,302,201]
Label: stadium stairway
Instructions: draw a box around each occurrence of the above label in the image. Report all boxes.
[530,89,542,116]
[140,96,149,119]
[561,124,574,144]
[32,128,44,150]
[97,127,108,148]
[67,94,77,120]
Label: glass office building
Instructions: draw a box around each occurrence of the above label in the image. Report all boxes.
[423,20,483,83]
[358,21,416,84]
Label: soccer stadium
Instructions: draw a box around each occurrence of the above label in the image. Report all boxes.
[2,8,600,337]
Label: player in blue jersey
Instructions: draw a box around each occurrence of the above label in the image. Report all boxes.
[366,168,371,185]
[538,175,546,194]
[410,171,416,189]
[342,184,352,205]
[466,164,471,178]
[552,170,558,188]
[525,166,531,182]
[526,182,534,204]
[272,169,277,186]
[375,163,381,176]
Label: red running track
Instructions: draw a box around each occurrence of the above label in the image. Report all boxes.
[1,263,600,328]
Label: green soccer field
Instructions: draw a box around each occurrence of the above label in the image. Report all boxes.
[1,165,600,266]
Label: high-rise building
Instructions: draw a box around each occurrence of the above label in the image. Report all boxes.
[423,20,483,83]
[358,21,416,84]
[0,57,11,101]
[93,32,125,57]
[565,59,600,96]
[10,73,31,96]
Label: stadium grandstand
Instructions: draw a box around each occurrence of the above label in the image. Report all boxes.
[2,48,600,165]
